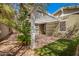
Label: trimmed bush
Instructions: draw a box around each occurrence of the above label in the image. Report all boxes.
[35,37,79,56]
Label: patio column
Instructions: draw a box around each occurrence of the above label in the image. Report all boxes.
[30,12,36,49]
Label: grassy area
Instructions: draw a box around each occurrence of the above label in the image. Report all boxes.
[35,37,79,56]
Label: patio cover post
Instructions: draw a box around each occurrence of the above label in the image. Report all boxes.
[30,12,36,49]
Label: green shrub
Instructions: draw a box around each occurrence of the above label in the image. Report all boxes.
[17,11,31,45]
[17,20,31,45]
[35,47,57,56]
[35,37,79,56]
[17,34,31,45]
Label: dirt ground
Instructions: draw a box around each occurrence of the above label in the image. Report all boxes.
[35,34,59,48]
[0,33,35,56]
[0,30,59,56]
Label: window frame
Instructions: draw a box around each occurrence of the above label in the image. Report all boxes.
[59,20,67,32]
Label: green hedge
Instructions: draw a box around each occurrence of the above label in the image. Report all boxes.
[35,37,79,56]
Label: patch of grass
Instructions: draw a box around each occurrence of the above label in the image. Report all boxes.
[35,37,79,56]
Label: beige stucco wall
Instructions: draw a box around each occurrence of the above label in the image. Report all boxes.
[46,22,53,36]
[45,14,79,36]
[46,22,58,36]
[66,14,79,30]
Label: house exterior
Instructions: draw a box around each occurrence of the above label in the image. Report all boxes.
[35,8,79,37]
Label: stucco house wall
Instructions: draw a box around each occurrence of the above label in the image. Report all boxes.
[39,14,79,36]
[45,22,59,36]
[66,14,79,30]
[45,14,79,36]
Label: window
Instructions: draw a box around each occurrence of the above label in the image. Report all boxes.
[39,24,46,34]
[60,21,66,31]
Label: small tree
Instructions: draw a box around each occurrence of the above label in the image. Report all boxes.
[16,7,31,46]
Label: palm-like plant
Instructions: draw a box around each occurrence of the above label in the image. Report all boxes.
[0,4,16,27]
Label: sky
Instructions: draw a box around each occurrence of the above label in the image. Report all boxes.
[12,3,20,13]
[47,3,79,14]
[12,3,79,14]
